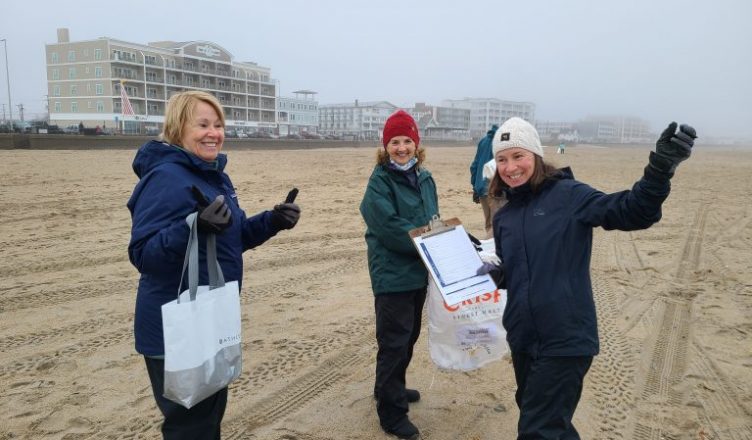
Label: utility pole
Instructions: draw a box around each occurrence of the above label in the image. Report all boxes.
[1,39,12,132]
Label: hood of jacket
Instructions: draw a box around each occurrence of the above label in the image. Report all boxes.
[131,140,228,179]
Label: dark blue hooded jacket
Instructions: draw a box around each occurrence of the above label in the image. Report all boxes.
[470,125,498,196]
[127,140,278,356]
[494,166,671,357]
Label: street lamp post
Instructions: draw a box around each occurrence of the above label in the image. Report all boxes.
[0,39,12,131]
[137,49,148,134]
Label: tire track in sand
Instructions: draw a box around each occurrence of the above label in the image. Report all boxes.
[630,205,705,439]
[586,232,639,438]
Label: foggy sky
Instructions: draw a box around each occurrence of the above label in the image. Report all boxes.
[2,0,750,138]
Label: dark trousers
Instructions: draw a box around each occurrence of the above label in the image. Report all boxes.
[144,356,227,440]
[373,287,427,428]
[511,353,593,440]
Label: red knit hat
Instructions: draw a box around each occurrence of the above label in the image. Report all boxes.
[382,110,420,148]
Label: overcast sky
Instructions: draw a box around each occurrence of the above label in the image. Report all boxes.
[1,0,750,138]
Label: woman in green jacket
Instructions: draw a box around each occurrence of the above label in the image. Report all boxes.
[359,110,439,440]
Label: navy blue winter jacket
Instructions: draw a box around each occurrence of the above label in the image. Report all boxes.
[494,166,671,357]
[127,140,278,356]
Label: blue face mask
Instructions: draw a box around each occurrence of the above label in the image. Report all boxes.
[389,156,418,171]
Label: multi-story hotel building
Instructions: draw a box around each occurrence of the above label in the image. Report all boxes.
[576,116,652,143]
[535,120,578,140]
[319,100,472,141]
[441,97,536,139]
[318,100,397,140]
[277,90,319,136]
[409,103,471,141]
[45,28,277,133]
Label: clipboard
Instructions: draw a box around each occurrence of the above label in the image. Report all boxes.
[410,215,497,306]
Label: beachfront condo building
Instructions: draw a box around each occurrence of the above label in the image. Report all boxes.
[536,116,653,144]
[318,100,398,141]
[410,103,472,141]
[319,101,473,141]
[45,28,278,134]
[441,98,536,139]
[576,116,653,143]
[277,90,320,136]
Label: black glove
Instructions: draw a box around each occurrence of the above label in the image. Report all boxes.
[192,186,233,234]
[270,203,301,230]
[467,232,482,251]
[472,192,481,204]
[648,122,697,176]
[476,261,506,289]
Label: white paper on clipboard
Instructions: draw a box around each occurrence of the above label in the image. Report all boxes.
[411,220,497,307]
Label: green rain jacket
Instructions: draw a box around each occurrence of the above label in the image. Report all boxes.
[360,164,440,295]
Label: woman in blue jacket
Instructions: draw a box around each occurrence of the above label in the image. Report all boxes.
[484,117,695,439]
[127,91,301,439]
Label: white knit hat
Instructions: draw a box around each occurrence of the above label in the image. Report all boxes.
[492,117,544,158]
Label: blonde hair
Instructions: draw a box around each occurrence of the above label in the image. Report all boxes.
[161,91,225,145]
[376,147,427,167]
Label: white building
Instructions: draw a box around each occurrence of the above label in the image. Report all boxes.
[577,116,652,143]
[45,28,278,134]
[535,120,579,142]
[277,90,319,136]
[409,103,471,141]
[441,98,536,138]
[318,100,397,140]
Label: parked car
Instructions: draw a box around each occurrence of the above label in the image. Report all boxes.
[64,125,80,134]
[301,132,324,139]
[285,133,302,139]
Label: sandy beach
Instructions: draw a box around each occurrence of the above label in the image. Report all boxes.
[0,143,750,440]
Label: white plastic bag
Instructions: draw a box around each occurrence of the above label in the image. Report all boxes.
[161,213,242,409]
[427,245,508,371]
[482,158,496,181]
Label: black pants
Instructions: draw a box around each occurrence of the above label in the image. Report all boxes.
[373,287,427,428]
[144,356,227,440]
[511,353,593,440]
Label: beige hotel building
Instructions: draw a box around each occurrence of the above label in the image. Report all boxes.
[45,28,277,133]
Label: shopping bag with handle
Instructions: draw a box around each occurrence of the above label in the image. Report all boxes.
[161,212,242,409]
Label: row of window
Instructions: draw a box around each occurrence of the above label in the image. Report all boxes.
[278,102,318,111]
[53,83,105,96]
[50,48,104,63]
[51,66,104,80]
[53,101,105,112]
[51,63,274,91]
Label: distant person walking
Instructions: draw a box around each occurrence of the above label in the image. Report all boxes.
[470,124,499,238]
[480,117,696,439]
[127,90,301,439]
[360,110,438,440]
[78,121,84,134]
[557,142,566,154]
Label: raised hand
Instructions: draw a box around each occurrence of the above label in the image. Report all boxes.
[270,203,300,230]
[649,122,697,175]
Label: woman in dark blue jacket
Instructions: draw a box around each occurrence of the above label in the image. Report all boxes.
[127,91,301,439]
[484,117,696,439]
